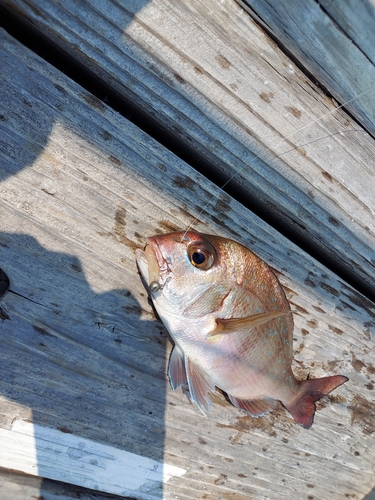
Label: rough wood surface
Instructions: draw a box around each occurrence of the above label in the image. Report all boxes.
[0,420,185,498]
[1,0,375,298]
[238,0,375,135]
[0,467,131,500]
[1,29,375,499]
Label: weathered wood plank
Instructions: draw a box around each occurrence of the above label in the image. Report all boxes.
[0,467,131,500]
[1,0,375,298]
[0,420,185,498]
[0,29,375,499]
[238,0,375,135]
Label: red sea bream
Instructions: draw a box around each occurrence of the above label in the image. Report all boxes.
[135,231,348,429]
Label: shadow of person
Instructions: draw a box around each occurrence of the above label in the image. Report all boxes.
[0,0,152,183]
[0,231,169,498]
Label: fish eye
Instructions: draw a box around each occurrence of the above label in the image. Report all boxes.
[187,241,215,270]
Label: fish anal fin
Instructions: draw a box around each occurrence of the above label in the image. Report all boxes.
[186,356,215,415]
[168,345,187,390]
[284,375,348,429]
[212,310,291,336]
[228,395,277,417]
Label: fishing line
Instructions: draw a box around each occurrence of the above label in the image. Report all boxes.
[182,84,375,238]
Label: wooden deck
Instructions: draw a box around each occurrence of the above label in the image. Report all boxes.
[0,1,374,499]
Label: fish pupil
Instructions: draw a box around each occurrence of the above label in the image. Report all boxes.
[188,240,215,269]
[192,251,205,265]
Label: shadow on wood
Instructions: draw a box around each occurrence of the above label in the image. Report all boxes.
[0,231,171,497]
[1,17,375,498]
[2,0,375,299]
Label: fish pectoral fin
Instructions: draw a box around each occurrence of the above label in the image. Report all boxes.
[168,345,188,390]
[228,395,277,417]
[211,310,291,336]
[185,356,215,415]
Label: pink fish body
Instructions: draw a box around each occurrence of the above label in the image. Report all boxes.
[135,231,347,428]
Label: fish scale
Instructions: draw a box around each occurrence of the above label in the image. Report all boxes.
[135,230,348,428]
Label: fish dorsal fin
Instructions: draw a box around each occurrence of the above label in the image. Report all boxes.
[228,395,277,417]
[210,310,291,336]
[185,356,215,415]
[168,345,188,390]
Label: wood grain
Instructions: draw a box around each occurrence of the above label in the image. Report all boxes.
[238,0,375,135]
[0,420,185,498]
[0,29,375,499]
[1,0,375,298]
[0,467,129,500]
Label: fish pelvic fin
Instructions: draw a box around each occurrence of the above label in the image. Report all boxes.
[228,395,277,417]
[284,375,348,429]
[168,346,215,415]
[168,345,188,390]
[186,356,215,415]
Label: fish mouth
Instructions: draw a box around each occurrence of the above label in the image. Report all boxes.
[135,239,168,293]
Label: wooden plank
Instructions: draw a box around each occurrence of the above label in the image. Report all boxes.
[1,0,375,298]
[319,0,375,71]
[1,29,375,500]
[0,467,131,500]
[238,0,375,135]
[0,420,185,498]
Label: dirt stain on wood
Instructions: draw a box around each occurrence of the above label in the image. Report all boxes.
[292,303,309,315]
[158,220,180,233]
[328,216,340,227]
[306,318,318,328]
[328,325,344,335]
[58,426,73,434]
[349,394,375,435]
[260,92,274,103]
[351,353,366,373]
[343,290,375,319]
[108,155,121,166]
[320,281,340,296]
[214,193,231,215]
[173,175,196,191]
[204,492,252,500]
[326,359,340,371]
[82,93,105,112]
[328,394,347,404]
[114,207,138,251]
[214,473,228,485]
[100,130,112,141]
[285,106,302,119]
[173,73,186,84]
[32,325,53,337]
[322,171,334,182]
[216,405,293,438]
[216,54,231,69]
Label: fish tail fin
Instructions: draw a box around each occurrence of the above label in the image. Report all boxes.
[284,375,348,429]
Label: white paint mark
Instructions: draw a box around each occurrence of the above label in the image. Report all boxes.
[0,419,186,499]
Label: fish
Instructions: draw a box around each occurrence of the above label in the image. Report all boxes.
[135,230,348,429]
